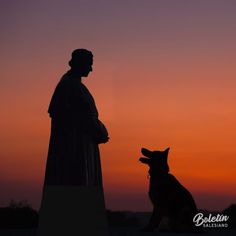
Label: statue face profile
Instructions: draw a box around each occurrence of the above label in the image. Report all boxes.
[79,58,93,77]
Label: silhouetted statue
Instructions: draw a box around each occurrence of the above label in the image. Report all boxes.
[139,148,197,233]
[44,49,109,186]
[38,49,110,236]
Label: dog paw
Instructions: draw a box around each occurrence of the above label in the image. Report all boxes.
[139,226,155,232]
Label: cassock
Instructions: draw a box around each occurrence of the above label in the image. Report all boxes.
[44,70,108,187]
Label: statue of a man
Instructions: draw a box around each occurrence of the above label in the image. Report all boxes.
[44,49,109,187]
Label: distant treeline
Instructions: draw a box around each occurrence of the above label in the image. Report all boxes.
[0,200,38,229]
[0,200,235,229]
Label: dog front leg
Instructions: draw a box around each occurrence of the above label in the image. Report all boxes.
[142,206,162,232]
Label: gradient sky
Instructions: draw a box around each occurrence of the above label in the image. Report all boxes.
[0,0,236,211]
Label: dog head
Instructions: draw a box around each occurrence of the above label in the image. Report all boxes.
[139,147,170,176]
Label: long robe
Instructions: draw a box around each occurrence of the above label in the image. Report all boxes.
[44,71,108,188]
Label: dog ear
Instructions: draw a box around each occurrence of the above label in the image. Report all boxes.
[163,148,170,162]
[164,147,170,154]
[141,148,153,158]
[139,157,150,165]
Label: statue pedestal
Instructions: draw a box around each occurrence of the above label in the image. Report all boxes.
[37,186,109,236]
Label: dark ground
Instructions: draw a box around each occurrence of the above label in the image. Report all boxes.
[0,228,235,236]
[0,202,235,236]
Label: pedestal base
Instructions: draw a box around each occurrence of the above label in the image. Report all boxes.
[37,186,109,236]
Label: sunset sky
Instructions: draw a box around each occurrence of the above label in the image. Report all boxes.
[0,0,236,211]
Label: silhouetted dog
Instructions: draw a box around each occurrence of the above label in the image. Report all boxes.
[139,148,197,232]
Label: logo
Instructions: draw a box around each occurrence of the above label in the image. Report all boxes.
[193,213,229,228]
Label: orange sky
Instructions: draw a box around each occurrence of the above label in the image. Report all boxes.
[0,1,236,211]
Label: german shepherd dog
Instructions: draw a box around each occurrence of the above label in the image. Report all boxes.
[139,148,197,232]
